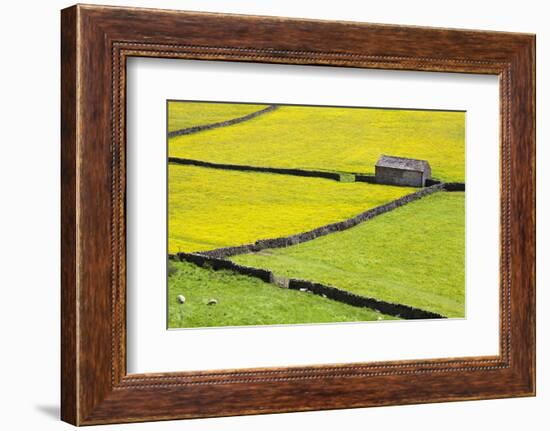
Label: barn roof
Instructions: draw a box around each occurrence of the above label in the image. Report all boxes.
[375,155,431,172]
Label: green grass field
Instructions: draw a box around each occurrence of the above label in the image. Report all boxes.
[169,105,465,182]
[167,101,268,132]
[168,164,415,253]
[168,260,397,328]
[232,192,465,318]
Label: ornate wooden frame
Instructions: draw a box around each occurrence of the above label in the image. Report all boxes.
[61,4,536,425]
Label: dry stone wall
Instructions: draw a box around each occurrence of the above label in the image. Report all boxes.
[167,105,278,138]
[172,252,445,320]
[169,157,341,181]
[200,183,446,259]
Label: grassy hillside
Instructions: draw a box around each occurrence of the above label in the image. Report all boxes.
[233,192,465,317]
[169,105,465,182]
[168,260,396,328]
[167,101,268,132]
[168,164,415,253]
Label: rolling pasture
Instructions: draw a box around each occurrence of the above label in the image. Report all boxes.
[169,105,465,182]
[167,101,466,327]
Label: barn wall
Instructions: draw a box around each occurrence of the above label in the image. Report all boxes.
[375,166,424,187]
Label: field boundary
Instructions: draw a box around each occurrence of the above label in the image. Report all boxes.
[441,182,465,191]
[169,157,465,191]
[171,252,445,320]
[168,157,342,181]
[167,104,278,138]
[198,183,446,259]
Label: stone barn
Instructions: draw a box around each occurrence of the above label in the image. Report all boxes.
[375,155,431,187]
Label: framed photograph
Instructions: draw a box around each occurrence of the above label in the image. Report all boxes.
[61,4,535,425]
